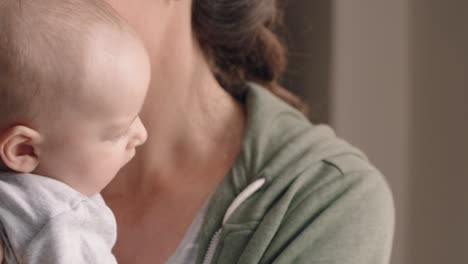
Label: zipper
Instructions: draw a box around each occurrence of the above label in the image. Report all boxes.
[201,178,266,264]
[201,228,222,264]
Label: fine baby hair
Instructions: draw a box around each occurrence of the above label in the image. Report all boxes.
[0,0,132,132]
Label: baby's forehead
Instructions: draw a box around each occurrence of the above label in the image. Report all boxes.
[0,0,139,129]
[81,25,147,87]
[69,26,149,115]
[42,26,139,104]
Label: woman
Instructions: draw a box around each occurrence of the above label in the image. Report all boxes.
[1,0,395,263]
[99,0,395,263]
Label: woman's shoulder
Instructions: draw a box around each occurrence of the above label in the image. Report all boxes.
[253,154,395,263]
[196,83,394,263]
[241,82,386,185]
[200,128,395,264]
[245,81,394,219]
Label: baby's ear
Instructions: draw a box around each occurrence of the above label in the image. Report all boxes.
[0,125,42,173]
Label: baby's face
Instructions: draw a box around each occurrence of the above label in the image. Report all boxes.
[33,27,150,196]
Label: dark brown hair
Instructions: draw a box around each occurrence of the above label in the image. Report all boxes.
[192,0,309,116]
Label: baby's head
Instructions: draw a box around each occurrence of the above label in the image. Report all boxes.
[0,0,150,195]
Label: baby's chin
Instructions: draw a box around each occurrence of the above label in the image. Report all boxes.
[88,153,137,196]
[116,149,137,174]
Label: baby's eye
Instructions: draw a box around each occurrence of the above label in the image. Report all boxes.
[111,131,129,141]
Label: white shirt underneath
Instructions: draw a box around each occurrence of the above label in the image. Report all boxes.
[165,198,210,264]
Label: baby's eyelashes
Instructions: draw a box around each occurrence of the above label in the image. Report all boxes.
[114,131,129,140]
[107,128,130,142]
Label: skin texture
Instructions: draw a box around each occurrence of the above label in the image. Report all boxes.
[31,26,150,196]
[100,0,247,263]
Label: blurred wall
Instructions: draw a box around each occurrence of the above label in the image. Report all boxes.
[331,0,468,264]
[330,1,410,263]
[283,0,332,124]
[409,0,468,263]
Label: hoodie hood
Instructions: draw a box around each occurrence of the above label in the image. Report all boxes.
[198,82,373,264]
[235,82,367,187]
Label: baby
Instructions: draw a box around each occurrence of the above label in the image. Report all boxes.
[0,0,150,263]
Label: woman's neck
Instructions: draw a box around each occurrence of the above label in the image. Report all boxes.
[103,57,246,198]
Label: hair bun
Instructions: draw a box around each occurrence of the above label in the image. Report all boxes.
[193,0,309,116]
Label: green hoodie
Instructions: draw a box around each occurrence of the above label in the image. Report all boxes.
[196,83,395,264]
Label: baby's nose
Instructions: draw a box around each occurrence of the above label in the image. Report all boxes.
[128,117,148,149]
